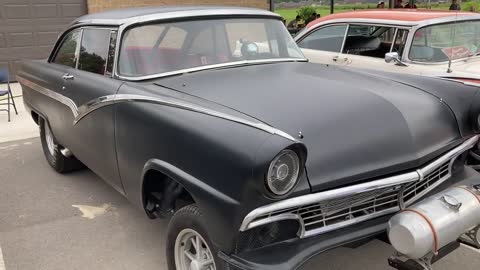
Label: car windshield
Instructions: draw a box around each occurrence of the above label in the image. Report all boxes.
[118,18,305,77]
[410,20,480,62]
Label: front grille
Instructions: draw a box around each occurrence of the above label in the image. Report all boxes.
[241,136,478,239]
[298,160,450,235]
[253,160,451,237]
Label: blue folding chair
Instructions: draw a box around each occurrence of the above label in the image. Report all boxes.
[0,68,18,122]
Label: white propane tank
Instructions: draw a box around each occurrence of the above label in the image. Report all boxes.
[388,186,480,259]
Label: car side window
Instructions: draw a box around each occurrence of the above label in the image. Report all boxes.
[53,29,81,67]
[78,28,112,75]
[342,24,397,58]
[297,25,347,53]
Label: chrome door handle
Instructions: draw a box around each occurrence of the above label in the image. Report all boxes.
[332,56,348,63]
[62,74,74,80]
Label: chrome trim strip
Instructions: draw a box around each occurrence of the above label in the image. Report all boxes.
[248,213,306,238]
[16,75,79,117]
[73,8,282,26]
[240,171,419,231]
[116,58,308,82]
[74,94,297,142]
[240,135,479,235]
[17,76,296,142]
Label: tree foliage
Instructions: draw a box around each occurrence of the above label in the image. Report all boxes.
[297,6,316,21]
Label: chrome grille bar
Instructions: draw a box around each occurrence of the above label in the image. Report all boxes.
[240,136,478,238]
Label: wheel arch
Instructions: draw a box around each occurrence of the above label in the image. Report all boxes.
[141,159,239,219]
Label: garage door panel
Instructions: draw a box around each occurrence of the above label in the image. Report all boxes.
[61,4,85,17]
[34,4,58,18]
[0,0,86,79]
[4,4,30,19]
[0,34,5,48]
[38,32,61,46]
[8,32,34,47]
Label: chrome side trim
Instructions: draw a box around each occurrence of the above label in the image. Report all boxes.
[116,58,308,82]
[73,8,282,26]
[16,75,79,117]
[74,94,297,142]
[247,213,306,238]
[240,135,479,235]
[239,171,419,231]
[18,75,297,141]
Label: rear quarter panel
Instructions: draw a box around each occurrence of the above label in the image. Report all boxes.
[17,60,74,146]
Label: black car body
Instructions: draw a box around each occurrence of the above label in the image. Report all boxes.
[17,6,480,270]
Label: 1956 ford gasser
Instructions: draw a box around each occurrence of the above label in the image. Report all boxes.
[17,6,480,270]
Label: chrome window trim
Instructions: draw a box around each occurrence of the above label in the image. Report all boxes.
[74,29,83,69]
[240,135,479,237]
[53,11,296,81]
[74,8,282,27]
[296,22,411,56]
[390,28,399,53]
[115,58,308,81]
[340,24,350,54]
[114,17,306,81]
[16,76,297,142]
[295,20,413,43]
[49,26,118,64]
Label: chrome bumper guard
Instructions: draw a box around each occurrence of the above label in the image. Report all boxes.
[240,136,479,239]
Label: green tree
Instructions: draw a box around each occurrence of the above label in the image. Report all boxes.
[297,6,316,22]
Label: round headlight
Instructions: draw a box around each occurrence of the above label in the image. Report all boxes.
[266,149,300,196]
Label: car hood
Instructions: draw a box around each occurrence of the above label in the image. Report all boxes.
[155,62,463,191]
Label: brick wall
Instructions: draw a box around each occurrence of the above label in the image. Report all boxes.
[87,0,270,13]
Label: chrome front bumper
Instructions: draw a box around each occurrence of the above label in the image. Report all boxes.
[240,136,479,239]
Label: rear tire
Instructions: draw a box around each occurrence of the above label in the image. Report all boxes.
[167,204,228,270]
[39,118,84,173]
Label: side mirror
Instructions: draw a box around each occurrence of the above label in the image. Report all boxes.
[385,52,408,66]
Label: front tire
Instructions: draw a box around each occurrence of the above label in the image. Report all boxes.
[167,205,227,270]
[39,118,84,173]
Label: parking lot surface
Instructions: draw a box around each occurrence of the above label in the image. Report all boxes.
[0,138,479,270]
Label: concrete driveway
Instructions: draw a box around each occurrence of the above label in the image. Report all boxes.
[0,138,479,270]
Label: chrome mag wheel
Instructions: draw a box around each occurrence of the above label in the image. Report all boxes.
[174,228,216,270]
[44,123,56,156]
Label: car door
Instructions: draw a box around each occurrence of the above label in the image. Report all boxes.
[297,24,350,66]
[25,29,82,146]
[341,25,413,74]
[60,27,124,192]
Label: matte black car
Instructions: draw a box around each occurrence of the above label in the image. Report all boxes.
[17,6,480,270]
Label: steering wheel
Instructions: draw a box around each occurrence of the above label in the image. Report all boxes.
[240,38,259,59]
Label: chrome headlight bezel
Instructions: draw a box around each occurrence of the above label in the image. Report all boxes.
[266,149,301,197]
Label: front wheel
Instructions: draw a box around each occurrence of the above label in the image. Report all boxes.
[167,205,228,270]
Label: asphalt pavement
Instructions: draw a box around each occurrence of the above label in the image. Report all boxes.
[0,138,479,270]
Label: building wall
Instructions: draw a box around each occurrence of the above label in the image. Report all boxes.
[87,0,270,13]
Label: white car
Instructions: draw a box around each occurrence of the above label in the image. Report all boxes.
[295,10,480,85]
